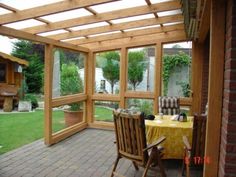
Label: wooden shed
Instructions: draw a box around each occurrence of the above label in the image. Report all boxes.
[0,51,29,109]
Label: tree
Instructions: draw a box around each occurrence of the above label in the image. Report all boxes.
[100,51,120,94]
[128,51,147,90]
[11,40,44,93]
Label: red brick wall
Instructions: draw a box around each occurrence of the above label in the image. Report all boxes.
[219,0,236,176]
[201,37,209,113]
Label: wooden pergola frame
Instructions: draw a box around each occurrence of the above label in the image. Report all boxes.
[0,0,226,176]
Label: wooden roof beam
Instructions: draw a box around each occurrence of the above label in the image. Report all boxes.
[48,14,183,40]
[82,30,187,52]
[0,0,120,25]
[0,26,89,52]
[67,24,184,45]
[145,0,163,27]
[22,1,181,34]
[198,0,210,43]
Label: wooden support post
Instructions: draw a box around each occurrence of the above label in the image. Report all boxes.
[86,51,94,124]
[191,42,204,114]
[44,44,54,145]
[203,0,225,176]
[120,47,127,108]
[154,43,162,114]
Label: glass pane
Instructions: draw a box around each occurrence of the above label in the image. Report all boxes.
[94,101,119,122]
[126,99,154,116]
[52,101,85,133]
[52,48,85,98]
[162,42,192,97]
[127,46,155,92]
[0,63,7,83]
[95,51,120,94]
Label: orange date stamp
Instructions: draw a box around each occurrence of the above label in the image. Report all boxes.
[185,156,210,165]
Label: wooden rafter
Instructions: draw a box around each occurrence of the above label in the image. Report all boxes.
[48,14,183,40]
[0,26,89,52]
[81,30,187,51]
[67,24,184,45]
[22,1,181,34]
[0,0,119,25]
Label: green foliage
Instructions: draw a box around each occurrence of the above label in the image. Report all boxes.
[128,51,147,90]
[180,82,191,97]
[24,94,39,109]
[11,40,44,93]
[139,100,153,116]
[60,63,83,111]
[58,49,85,69]
[100,51,120,93]
[162,51,191,96]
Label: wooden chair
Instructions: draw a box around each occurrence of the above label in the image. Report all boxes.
[182,114,207,177]
[158,96,180,115]
[111,109,166,177]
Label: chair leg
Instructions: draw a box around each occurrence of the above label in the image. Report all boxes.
[156,150,166,177]
[111,156,121,177]
[142,148,156,177]
[132,161,139,171]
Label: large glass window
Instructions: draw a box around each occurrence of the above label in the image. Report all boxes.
[94,101,119,122]
[127,46,155,92]
[52,48,85,98]
[162,42,192,97]
[126,98,154,116]
[94,51,120,94]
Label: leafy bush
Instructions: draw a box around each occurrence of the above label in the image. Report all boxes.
[162,51,191,96]
[24,94,39,109]
[60,63,83,111]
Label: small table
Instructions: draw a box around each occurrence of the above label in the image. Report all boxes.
[145,115,193,159]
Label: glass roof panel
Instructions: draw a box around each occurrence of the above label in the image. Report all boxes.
[0,7,12,15]
[61,37,86,42]
[124,24,161,32]
[0,0,64,10]
[150,0,172,3]
[111,14,155,24]
[3,19,45,29]
[157,9,182,17]
[163,21,183,26]
[69,22,109,31]
[88,31,121,38]
[90,0,146,13]
[40,8,92,22]
[38,29,68,36]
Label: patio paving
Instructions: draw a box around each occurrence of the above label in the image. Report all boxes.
[0,129,201,177]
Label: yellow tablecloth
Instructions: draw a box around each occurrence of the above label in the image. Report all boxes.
[145,115,193,159]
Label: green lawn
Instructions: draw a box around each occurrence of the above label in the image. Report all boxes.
[0,107,112,154]
[0,110,64,154]
[94,106,113,122]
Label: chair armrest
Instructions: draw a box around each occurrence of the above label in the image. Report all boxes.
[143,136,166,152]
[183,136,191,151]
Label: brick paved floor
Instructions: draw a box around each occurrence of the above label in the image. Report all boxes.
[0,129,202,177]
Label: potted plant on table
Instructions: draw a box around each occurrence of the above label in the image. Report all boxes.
[60,63,84,127]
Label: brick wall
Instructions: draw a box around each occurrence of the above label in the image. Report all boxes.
[219,0,236,176]
[201,37,209,113]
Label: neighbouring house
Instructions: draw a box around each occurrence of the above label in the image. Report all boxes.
[0,51,29,111]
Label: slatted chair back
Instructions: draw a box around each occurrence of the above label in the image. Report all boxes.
[158,96,180,115]
[113,109,148,166]
[191,114,207,158]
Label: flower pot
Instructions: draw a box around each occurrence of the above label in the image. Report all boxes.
[64,110,83,127]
